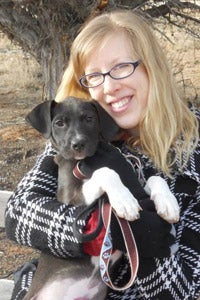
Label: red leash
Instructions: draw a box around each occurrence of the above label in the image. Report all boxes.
[73,162,139,290]
[100,202,139,291]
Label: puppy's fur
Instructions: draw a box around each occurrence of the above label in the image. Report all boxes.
[24,97,179,300]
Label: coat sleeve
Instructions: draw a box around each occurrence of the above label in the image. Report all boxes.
[108,131,200,299]
[134,185,200,299]
[5,143,89,258]
[108,184,200,299]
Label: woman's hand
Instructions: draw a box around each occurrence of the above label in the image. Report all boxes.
[111,199,177,258]
[83,199,177,258]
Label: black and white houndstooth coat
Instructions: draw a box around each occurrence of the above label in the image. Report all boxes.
[5,107,200,300]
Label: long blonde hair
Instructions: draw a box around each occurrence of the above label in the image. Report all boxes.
[55,10,199,176]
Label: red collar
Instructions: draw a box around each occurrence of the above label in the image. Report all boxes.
[73,161,88,180]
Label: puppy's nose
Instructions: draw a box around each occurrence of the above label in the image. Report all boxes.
[71,140,85,152]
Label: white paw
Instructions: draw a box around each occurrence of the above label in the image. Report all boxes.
[151,192,180,223]
[82,167,142,221]
[145,176,180,223]
[82,179,104,206]
[108,186,142,221]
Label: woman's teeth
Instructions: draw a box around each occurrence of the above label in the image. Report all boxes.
[111,98,129,109]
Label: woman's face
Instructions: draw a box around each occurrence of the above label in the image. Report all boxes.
[84,33,149,134]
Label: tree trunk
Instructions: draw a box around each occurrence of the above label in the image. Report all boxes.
[40,37,67,100]
[0,0,199,100]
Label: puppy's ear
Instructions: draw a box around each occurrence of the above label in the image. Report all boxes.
[26,100,56,139]
[92,101,119,141]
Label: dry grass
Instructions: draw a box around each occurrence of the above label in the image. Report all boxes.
[0,125,42,142]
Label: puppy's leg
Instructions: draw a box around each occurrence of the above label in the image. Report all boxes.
[82,167,141,221]
[144,176,180,223]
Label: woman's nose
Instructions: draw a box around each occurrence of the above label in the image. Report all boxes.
[103,75,120,94]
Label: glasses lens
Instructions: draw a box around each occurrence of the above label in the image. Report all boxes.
[110,63,134,79]
[80,61,140,88]
[81,73,103,87]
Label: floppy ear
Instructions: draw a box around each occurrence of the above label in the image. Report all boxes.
[91,101,120,141]
[26,100,56,139]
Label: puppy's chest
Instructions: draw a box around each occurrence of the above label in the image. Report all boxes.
[54,155,84,206]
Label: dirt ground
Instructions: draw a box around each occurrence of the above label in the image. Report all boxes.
[0,38,45,281]
[0,27,199,284]
[0,90,45,280]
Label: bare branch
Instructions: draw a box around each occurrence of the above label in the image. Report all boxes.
[0,0,199,99]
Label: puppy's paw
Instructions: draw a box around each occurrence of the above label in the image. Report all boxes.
[145,176,180,223]
[151,192,180,223]
[83,167,142,221]
[109,188,142,221]
[99,167,142,221]
[82,179,104,205]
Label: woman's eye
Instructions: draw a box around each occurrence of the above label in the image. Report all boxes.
[87,74,101,84]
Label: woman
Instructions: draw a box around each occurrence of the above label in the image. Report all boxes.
[6,10,200,299]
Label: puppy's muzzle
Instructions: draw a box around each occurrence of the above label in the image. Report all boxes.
[71,138,86,153]
[69,136,95,160]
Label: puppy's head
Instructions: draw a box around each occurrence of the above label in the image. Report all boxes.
[26,97,120,160]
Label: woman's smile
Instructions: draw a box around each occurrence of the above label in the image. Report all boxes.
[85,32,149,131]
[109,96,131,113]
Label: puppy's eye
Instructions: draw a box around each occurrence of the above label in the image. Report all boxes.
[55,120,65,127]
[85,116,93,123]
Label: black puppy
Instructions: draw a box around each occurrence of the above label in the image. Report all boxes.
[28,97,118,206]
[24,97,140,300]
[24,96,179,300]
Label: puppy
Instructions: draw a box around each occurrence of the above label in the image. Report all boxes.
[24,96,179,300]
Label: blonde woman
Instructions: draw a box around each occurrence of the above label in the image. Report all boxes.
[6,10,200,299]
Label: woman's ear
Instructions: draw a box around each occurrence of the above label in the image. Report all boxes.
[91,101,120,141]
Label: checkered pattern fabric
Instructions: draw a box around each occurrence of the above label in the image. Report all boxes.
[5,144,89,258]
[106,106,200,299]
[5,106,200,299]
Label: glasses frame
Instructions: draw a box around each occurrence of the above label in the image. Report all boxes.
[79,60,141,88]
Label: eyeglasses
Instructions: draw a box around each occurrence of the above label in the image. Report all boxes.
[79,60,141,88]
